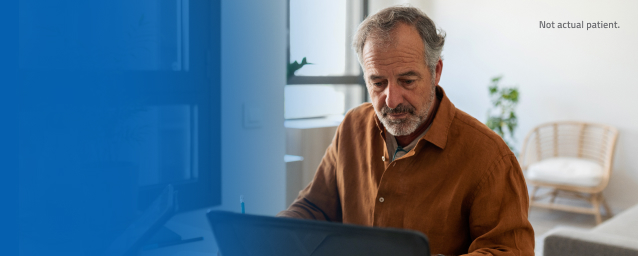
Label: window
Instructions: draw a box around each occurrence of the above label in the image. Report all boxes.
[285,0,369,120]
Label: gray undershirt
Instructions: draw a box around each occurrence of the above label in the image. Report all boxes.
[386,124,431,162]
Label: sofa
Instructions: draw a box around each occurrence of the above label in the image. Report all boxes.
[543,203,638,256]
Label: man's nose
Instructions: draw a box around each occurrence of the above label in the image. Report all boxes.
[385,82,403,109]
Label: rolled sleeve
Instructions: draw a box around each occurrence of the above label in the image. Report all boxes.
[276,127,343,222]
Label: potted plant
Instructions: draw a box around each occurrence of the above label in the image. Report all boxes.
[486,76,519,154]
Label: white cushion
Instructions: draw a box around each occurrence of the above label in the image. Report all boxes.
[527,157,604,187]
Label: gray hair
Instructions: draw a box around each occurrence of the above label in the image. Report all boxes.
[352,6,446,74]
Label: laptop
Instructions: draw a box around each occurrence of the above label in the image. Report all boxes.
[207,211,430,256]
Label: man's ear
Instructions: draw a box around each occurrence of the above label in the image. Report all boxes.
[434,58,443,85]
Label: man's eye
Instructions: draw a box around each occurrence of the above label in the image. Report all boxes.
[404,80,415,85]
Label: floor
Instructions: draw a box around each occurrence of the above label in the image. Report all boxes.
[527,196,612,256]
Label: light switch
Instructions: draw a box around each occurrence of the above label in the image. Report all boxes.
[243,104,263,128]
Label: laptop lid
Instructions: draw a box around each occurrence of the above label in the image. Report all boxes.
[207,211,430,256]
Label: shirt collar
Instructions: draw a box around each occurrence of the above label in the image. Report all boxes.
[373,85,456,150]
[423,85,455,149]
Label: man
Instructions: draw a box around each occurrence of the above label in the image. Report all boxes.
[278,6,534,256]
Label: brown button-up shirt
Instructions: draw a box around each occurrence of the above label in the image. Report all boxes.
[278,86,534,255]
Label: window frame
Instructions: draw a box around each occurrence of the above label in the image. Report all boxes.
[285,0,370,119]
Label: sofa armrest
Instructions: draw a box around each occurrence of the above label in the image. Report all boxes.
[544,227,638,256]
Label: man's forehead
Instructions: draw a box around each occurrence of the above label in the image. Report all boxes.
[368,70,422,80]
[362,46,425,74]
[362,49,423,67]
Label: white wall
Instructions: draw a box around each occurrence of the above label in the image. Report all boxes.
[218,0,287,215]
[429,0,638,210]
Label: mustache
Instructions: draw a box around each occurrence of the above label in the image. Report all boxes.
[381,103,416,116]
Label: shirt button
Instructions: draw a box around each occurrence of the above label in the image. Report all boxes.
[381,156,386,161]
[379,197,385,203]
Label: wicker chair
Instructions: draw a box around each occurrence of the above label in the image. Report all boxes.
[519,121,619,224]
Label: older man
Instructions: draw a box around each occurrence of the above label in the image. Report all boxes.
[278,6,534,256]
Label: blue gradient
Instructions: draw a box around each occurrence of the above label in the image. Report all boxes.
[19,0,288,255]
[18,0,227,255]
[4,1,19,256]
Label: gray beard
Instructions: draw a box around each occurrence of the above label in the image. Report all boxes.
[376,84,436,136]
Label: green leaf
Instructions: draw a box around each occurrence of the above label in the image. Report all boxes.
[489,85,498,95]
[497,123,504,137]
[486,117,500,130]
[510,88,519,103]
[506,121,514,135]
